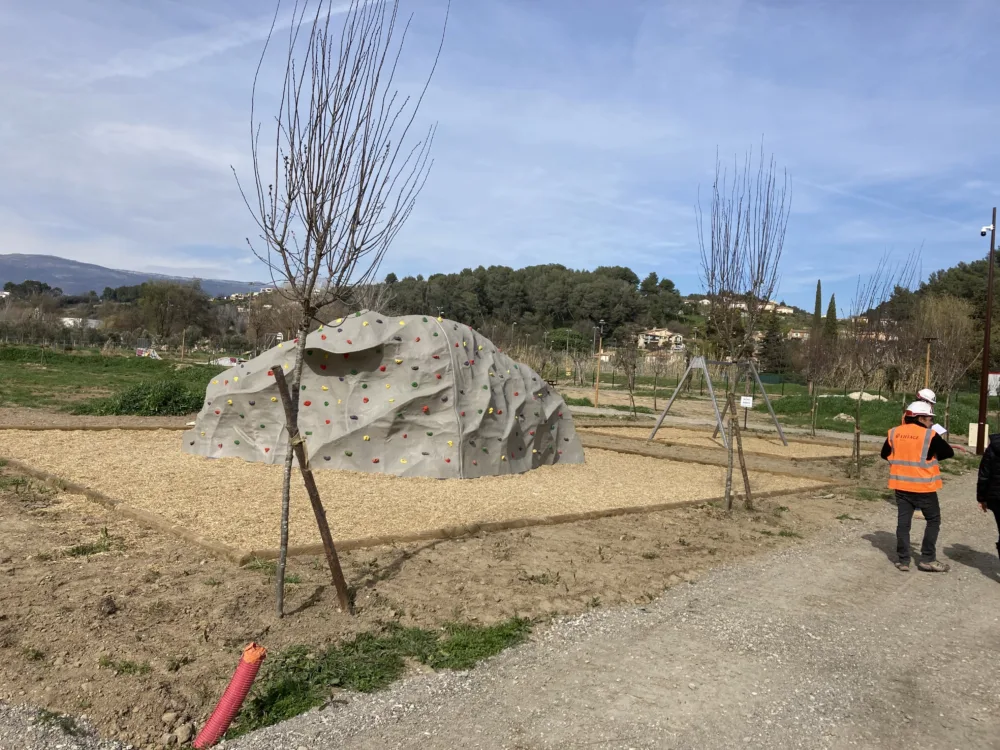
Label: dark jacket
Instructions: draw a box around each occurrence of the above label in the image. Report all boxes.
[976,434,1000,506]
[880,419,955,464]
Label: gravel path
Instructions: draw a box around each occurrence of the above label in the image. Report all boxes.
[0,704,126,750]
[225,471,1000,750]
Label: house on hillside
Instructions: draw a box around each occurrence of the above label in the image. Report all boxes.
[776,305,795,315]
[786,329,810,340]
[60,317,102,329]
[637,327,685,350]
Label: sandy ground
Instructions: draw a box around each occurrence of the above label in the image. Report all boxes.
[0,430,829,552]
[227,470,1000,750]
[578,425,857,459]
[0,457,877,750]
[0,407,189,430]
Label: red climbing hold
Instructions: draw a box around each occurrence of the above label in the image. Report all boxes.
[321,334,327,340]
[445,458,451,463]
[218,443,223,448]
[325,419,331,424]
[320,365,327,370]
[529,430,535,436]
[303,400,312,406]
[403,433,408,438]
[470,359,475,365]
[415,337,421,342]
[346,339,352,345]
[267,370,274,376]
[432,355,440,359]
[558,412,563,417]
[294,338,299,343]
[372,458,380,464]
[363,397,369,403]
[497,409,503,415]
[343,353,350,359]
[454,342,459,347]
[214,410,220,415]
[379,365,386,372]
[460,411,466,416]
[264,447,270,453]
[421,405,429,413]
[435,373,442,379]
[514,392,519,396]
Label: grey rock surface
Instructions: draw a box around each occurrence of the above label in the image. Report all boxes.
[183,311,584,478]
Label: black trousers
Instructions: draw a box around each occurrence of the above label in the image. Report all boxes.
[988,502,1000,544]
[895,490,941,565]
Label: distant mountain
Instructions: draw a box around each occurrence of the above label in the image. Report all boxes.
[0,254,264,298]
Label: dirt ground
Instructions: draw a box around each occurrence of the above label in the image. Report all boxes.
[0,449,884,750]
[0,407,189,430]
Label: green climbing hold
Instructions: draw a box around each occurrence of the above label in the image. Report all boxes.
[260,424,266,429]
[306,431,313,436]
[482,385,488,390]
[422,316,428,322]
[234,440,241,445]
[433,332,439,336]
[345,450,353,457]
[426,431,433,436]
[239,413,244,418]
[482,447,488,453]
[351,369,358,375]
[362,383,368,389]
[478,409,483,414]
[397,412,404,418]
[355,311,362,317]
[307,350,313,355]
[411,382,418,388]
[301,385,306,391]
[514,364,519,369]
[324,401,329,406]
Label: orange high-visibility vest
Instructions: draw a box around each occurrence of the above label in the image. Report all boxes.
[886,424,942,493]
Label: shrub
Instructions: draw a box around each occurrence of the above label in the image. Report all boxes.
[74,380,204,417]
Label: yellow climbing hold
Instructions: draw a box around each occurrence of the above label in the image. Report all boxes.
[278,343,283,348]
[395,358,402,364]
[324,353,329,359]
[400,458,407,464]
[532,449,538,454]
[463,341,466,346]
[488,407,494,414]
[363,435,370,441]
[389,398,395,403]
[212,380,219,385]
[436,316,443,322]
[283,363,289,369]
[337,399,342,404]
[271,397,277,402]
[489,371,494,376]
[447,440,454,447]
[478,345,483,351]
[385,383,391,388]
[200,431,205,436]
[501,455,507,461]
[234,376,239,382]
[399,320,406,325]
[335,318,343,325]
[321,385,329,391]
[363,321,369,326]
[227,399,233,405]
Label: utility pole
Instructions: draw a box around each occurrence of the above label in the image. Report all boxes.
[977,207,998,454]
[593,319,606,407]
[923,337,936,388]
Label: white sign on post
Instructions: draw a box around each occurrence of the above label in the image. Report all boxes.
[740,396,754,409]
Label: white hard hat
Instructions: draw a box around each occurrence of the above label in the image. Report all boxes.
[905,400,934,417]
[917,388,936,404]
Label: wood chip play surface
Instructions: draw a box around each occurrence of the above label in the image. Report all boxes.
[0,429,830,551]
[579,426,858,459]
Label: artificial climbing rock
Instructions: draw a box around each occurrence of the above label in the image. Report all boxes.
[182,310,584,478]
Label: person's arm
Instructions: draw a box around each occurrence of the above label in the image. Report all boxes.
[881,439,892,460]
[928,433,954,461]
[978,443,995,507]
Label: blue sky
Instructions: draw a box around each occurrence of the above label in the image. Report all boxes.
[0,0,998,311]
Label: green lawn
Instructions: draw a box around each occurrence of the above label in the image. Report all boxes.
[759,391,990,438]
[0,345,225,414]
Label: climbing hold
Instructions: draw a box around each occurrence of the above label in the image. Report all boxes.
[239,413,244,419]
[212,380,219,385]
[433,332,439,337]
[437,316,442,322]
[363,321,369,326]
[301,385,307,391]
[514,392,519,397]
[360,381,366,387]
[558,412,563,417]
[189,441,195,446]
[422,405,429,413]
[395,358,403,364]
[227,399,233,405]
[415,337,421,342]
[411,365,419,371]
[529,430,535,436]
[267,370,273,376]
[325,419,331,425]
[201,431,206,436]
[426,431,433,436]
[501,455,506,461]
[234,376,239,382]
[477,409,483,414]
[464,361,470,366]
[324,401,329,406]
[380,365,387,372]
[399,320,406,326]
[363,397,369,404]
[482,447,488,453]
[345,450,353,456]
[482,385,488,390]
[472,460,478,466]
[460,411,466,417]
[389,398,395,403]
[435,373,442,379]
[445,458,451,463]
[497,409,503,415]
[403,433,408,438]
[324,456,331,461]
[400,458,407,464]
[454,343,459,347]
[260,423,266,429]
[264,447,271,453]
[218,443,223,448]
[322,385,329,391]
[337,398,342,404]
[303,400,312,406]
[363,435,370,441]
[377,319,383,324]
[320,365,327,370]
[321,334,327,340]
[339,377,345,382]
[447,440,454,447]
[346,339,353,345]
[343,353,350,359]
[478,345,483,351]
[386,384,391,389]
[470,359,475,365]
[488,407,494,414]
[533,449,538,454]
[234,439,241,445]
[249,400,256,406]
[372,458,380,464]
[335,318,343,324]
[337,328,343,333]
[411,382,418,388]
[350,415,358,420]
[278,344,283,348]
[214,409,221,415]
[432,354,440,359]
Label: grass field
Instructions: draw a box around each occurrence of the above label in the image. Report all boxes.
[759,391,993,438]
[0,345,224,413]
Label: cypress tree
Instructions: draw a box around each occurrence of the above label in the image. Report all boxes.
[812,280,822,334]
[824,294,838,339]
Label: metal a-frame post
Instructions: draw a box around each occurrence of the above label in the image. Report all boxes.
[710,359,788,446]
[647,356,729,449]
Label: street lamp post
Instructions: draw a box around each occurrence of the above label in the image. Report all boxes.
[977,207,998,455]
[593,319,606,407]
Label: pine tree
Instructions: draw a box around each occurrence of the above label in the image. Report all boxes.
[824,294,838,340]
[812,280,822,334]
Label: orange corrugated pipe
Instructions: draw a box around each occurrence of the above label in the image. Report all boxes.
[193,642,267,748]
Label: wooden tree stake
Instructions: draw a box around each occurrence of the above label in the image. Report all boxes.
[272,366,352,613]
[728,393,754,511]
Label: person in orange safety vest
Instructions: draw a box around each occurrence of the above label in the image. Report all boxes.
[881,400,954,572]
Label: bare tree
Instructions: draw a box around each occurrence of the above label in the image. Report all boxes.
[648,346,669,411]
[918,295,977,432]
[612,325,642,416]
[236,0,447,616]
[844,253,917,477]
[697,142,790,508]
[348,281,396,314]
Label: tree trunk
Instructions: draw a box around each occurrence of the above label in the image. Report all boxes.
[725,398,736,512]
[945,391,951,434]
[275,320,309,616]
[653,371,658,412]
[810,387,820,437]
[853,387,863,481]
[728,394,754,510]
